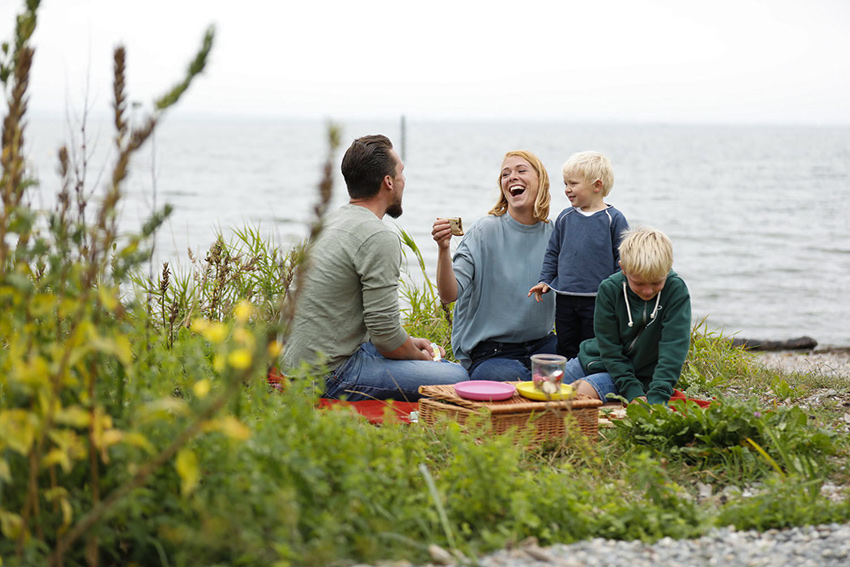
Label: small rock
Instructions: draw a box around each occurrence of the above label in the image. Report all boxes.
[697,481,713,500]
[522,546,554,562]
[428,544,454,565]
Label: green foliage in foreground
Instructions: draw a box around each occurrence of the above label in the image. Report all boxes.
[3,3,850,566]
[9,368,847,566]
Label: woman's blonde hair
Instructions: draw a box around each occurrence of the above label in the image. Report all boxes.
[619,226,674,280]
[488,150,551,223]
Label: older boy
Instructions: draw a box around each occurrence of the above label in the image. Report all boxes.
[561,226,692,405]
[529,151,629,359]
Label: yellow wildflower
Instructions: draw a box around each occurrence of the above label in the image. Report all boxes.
[228,348,252,370]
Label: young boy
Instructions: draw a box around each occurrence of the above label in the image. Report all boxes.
[529,151,629,359]
[561,226,692,405]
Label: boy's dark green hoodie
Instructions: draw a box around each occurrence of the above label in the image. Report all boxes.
[578,270,691,405]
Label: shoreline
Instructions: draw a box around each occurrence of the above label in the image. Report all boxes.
[753,349,850,380]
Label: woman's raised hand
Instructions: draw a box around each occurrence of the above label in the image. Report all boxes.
[431,217,453,250]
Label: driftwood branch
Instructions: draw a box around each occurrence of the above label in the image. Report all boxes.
[730,336,818,352]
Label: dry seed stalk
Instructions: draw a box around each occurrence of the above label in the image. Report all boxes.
[279,125,340,334]
[0,45,33,267]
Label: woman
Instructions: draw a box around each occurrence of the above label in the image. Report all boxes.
[432,150,557,381]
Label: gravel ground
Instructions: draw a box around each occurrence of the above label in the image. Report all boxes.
[367,523,850,567]
[754,349,850,381]
[439,524,850,567]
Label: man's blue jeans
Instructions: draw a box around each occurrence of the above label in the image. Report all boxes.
[323,342,469,401]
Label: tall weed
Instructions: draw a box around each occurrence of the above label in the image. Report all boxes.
[398,226,454,356]
[0,5,248,565]
[680,319,759,393]
[133,226,306,334]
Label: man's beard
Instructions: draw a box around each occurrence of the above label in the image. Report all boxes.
[386,199,403,219]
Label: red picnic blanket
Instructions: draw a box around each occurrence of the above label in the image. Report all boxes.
[268,369,711,425]
[670,389,712,408]
[316,398,419,424]
[268,367,417,424]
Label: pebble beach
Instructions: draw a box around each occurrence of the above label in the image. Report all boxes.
[371,524,850,567]
[754,349,850,381]
[446,523,850,567]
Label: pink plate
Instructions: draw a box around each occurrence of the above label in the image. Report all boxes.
[454,381,517,402]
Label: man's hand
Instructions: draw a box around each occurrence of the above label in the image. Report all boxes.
[528,282,550,302]
[629,395,648,405]
[411,337,445,360]
[380,337,438,361]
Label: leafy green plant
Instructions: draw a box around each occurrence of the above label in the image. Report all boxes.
[771,376,795,400]
[717,475,850,531]
[613,396,836,486]
[591,451,705,541]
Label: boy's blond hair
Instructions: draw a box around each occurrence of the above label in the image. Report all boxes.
[618,226,673,281]
[562,151,615,196]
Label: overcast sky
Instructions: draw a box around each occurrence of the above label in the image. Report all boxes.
[3,0,849,124]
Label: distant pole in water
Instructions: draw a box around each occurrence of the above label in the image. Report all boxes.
[400,115,406,160]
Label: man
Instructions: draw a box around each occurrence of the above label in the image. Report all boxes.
[282,134,468,400]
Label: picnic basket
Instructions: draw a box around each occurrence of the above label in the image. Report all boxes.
[418,382,603,446]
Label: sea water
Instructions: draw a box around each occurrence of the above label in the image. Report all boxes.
[23,115,850,348]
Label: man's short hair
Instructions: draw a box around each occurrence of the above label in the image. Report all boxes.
[619,226,674,281]
[340,134,397,199]
[562,151,615,196]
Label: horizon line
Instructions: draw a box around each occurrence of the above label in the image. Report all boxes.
[24,108,850,129]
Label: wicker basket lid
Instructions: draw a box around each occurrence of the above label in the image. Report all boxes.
[419,382,603,415]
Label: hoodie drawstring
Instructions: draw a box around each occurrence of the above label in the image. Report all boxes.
[623,282,661,328]
[650,291,661,321]
[623,282,634,327]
